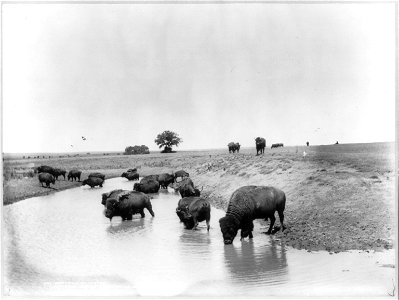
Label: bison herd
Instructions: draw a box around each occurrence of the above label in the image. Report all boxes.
[228,137,287,154]
[35,161,287,244]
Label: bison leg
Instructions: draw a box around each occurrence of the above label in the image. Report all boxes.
[277,210,286,231]
[206,219,210,231]
[192,217,198,230]
[140,210,145,218]
[146,204,155,217]
[265,214,275,235]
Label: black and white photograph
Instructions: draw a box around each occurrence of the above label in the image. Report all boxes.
[1,0,397,298]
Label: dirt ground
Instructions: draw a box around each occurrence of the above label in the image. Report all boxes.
[2,142,396,253]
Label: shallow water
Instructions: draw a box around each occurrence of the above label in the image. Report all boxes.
[3,178,395,297]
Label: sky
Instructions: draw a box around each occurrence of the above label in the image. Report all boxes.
[2,2,396,153]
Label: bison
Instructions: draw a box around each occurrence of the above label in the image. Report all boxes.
[121,171,139,181]
[82,177,104,188]
[68,169,82,181]
[176,197,197,222]
[53,168,67,180]
[255,137,266,155]
[219,185,286,244]
[133,179,160,194]
[158,173,175,189]
[271,143,284,149]
[170,177,201,198]
[37,165,55,174]
[174,170,189,181]
[38,172,55,188]
[103,190,155,221]
[228,142,241,153]
[101,189,125,206]
[177,197,211,231]
[142,174,160,182]
[88,172,106,180]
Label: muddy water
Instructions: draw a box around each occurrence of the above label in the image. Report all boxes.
[3,178,395,297]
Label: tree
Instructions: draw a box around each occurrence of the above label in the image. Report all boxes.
[154,130,182,153]
[124,145,150,155]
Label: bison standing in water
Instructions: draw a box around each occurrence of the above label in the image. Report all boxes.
[121,171,139,181]
[170,177,201,198]
[133,179,160,194]
[38,172,55,188]
[177,197,211,231]
[103,190,155,221]
[255,137,266,155]
[88,172,106,181]
[174,170,189,181]
[158,173,175,189]
[219,186,286,244]
[82,177,104,188]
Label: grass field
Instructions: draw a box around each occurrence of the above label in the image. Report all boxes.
[2,142,396,252]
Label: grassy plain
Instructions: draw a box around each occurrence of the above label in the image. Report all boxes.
[2,142,396,252]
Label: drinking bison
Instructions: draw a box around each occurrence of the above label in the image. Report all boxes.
[219,185,286,244]
[38,172,55,188]
[170,178,201,198]
[255,137,266,155]
[103,190,155,221]
[82,177,104,188]
[121,171,139,181]
[177,197,211,231]
[88,172,106,180]
[133,179,160,194]
[174,170,189,181]
[158,173,175,189]
[68,169,82,181]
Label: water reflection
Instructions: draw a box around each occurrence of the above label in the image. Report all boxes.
[223,237,288,287]
[106,218,146,235]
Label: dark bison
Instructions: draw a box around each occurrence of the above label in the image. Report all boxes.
[174,170,189,181]
[306,141,309,146]
[177,197,211,231]
[127,168,137,173]
[82,177,104,188]
[158,173,175,189]
[176,197,197,222]
[103,190,155,221]
[53,168,67,180]
[121,171,139,181]
[37,165,55,174]
[68,169,82,181]
[133,179,160,194]
[88,172,106,180]
[228,142,241,153]
[219,185,286,244]
[271,143,284,149]
[101,189,125,206]
[38,172,55,188]
[255,137,266,155]
[170,177,201,198]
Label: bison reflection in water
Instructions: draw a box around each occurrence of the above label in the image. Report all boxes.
[219,186,286,245]
[223,238,288,285]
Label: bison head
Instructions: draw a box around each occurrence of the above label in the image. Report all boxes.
[104,198,120,220]
[81,179,88,186]
[219,216,240,245]
[133,183,141,191]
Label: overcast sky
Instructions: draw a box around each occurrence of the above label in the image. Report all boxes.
[2,3,396,153]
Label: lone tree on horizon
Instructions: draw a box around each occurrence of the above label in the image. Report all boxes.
[154,130,182,153]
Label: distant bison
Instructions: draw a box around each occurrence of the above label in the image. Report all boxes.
[219,186,286,244]
[53,168,67,180]
[68,169,82,181]
[177,197,211,231]
[121,171,139,181]
[133,179,160,194]
[38,172,55,188]
[174,170,189,181]
[82,177,104,188]
[88,172,105,180]
[228,142,241,153]
[170,177,201,198]
[271,143,284,149]
[158,173,175,189]
[255,137,266,155]
[103,190,155,221]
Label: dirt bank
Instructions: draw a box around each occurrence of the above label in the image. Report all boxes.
[2,143,396,253]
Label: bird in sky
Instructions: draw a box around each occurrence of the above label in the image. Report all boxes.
[82,136,87,141]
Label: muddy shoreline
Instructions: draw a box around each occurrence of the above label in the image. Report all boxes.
[3,144,396,253]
